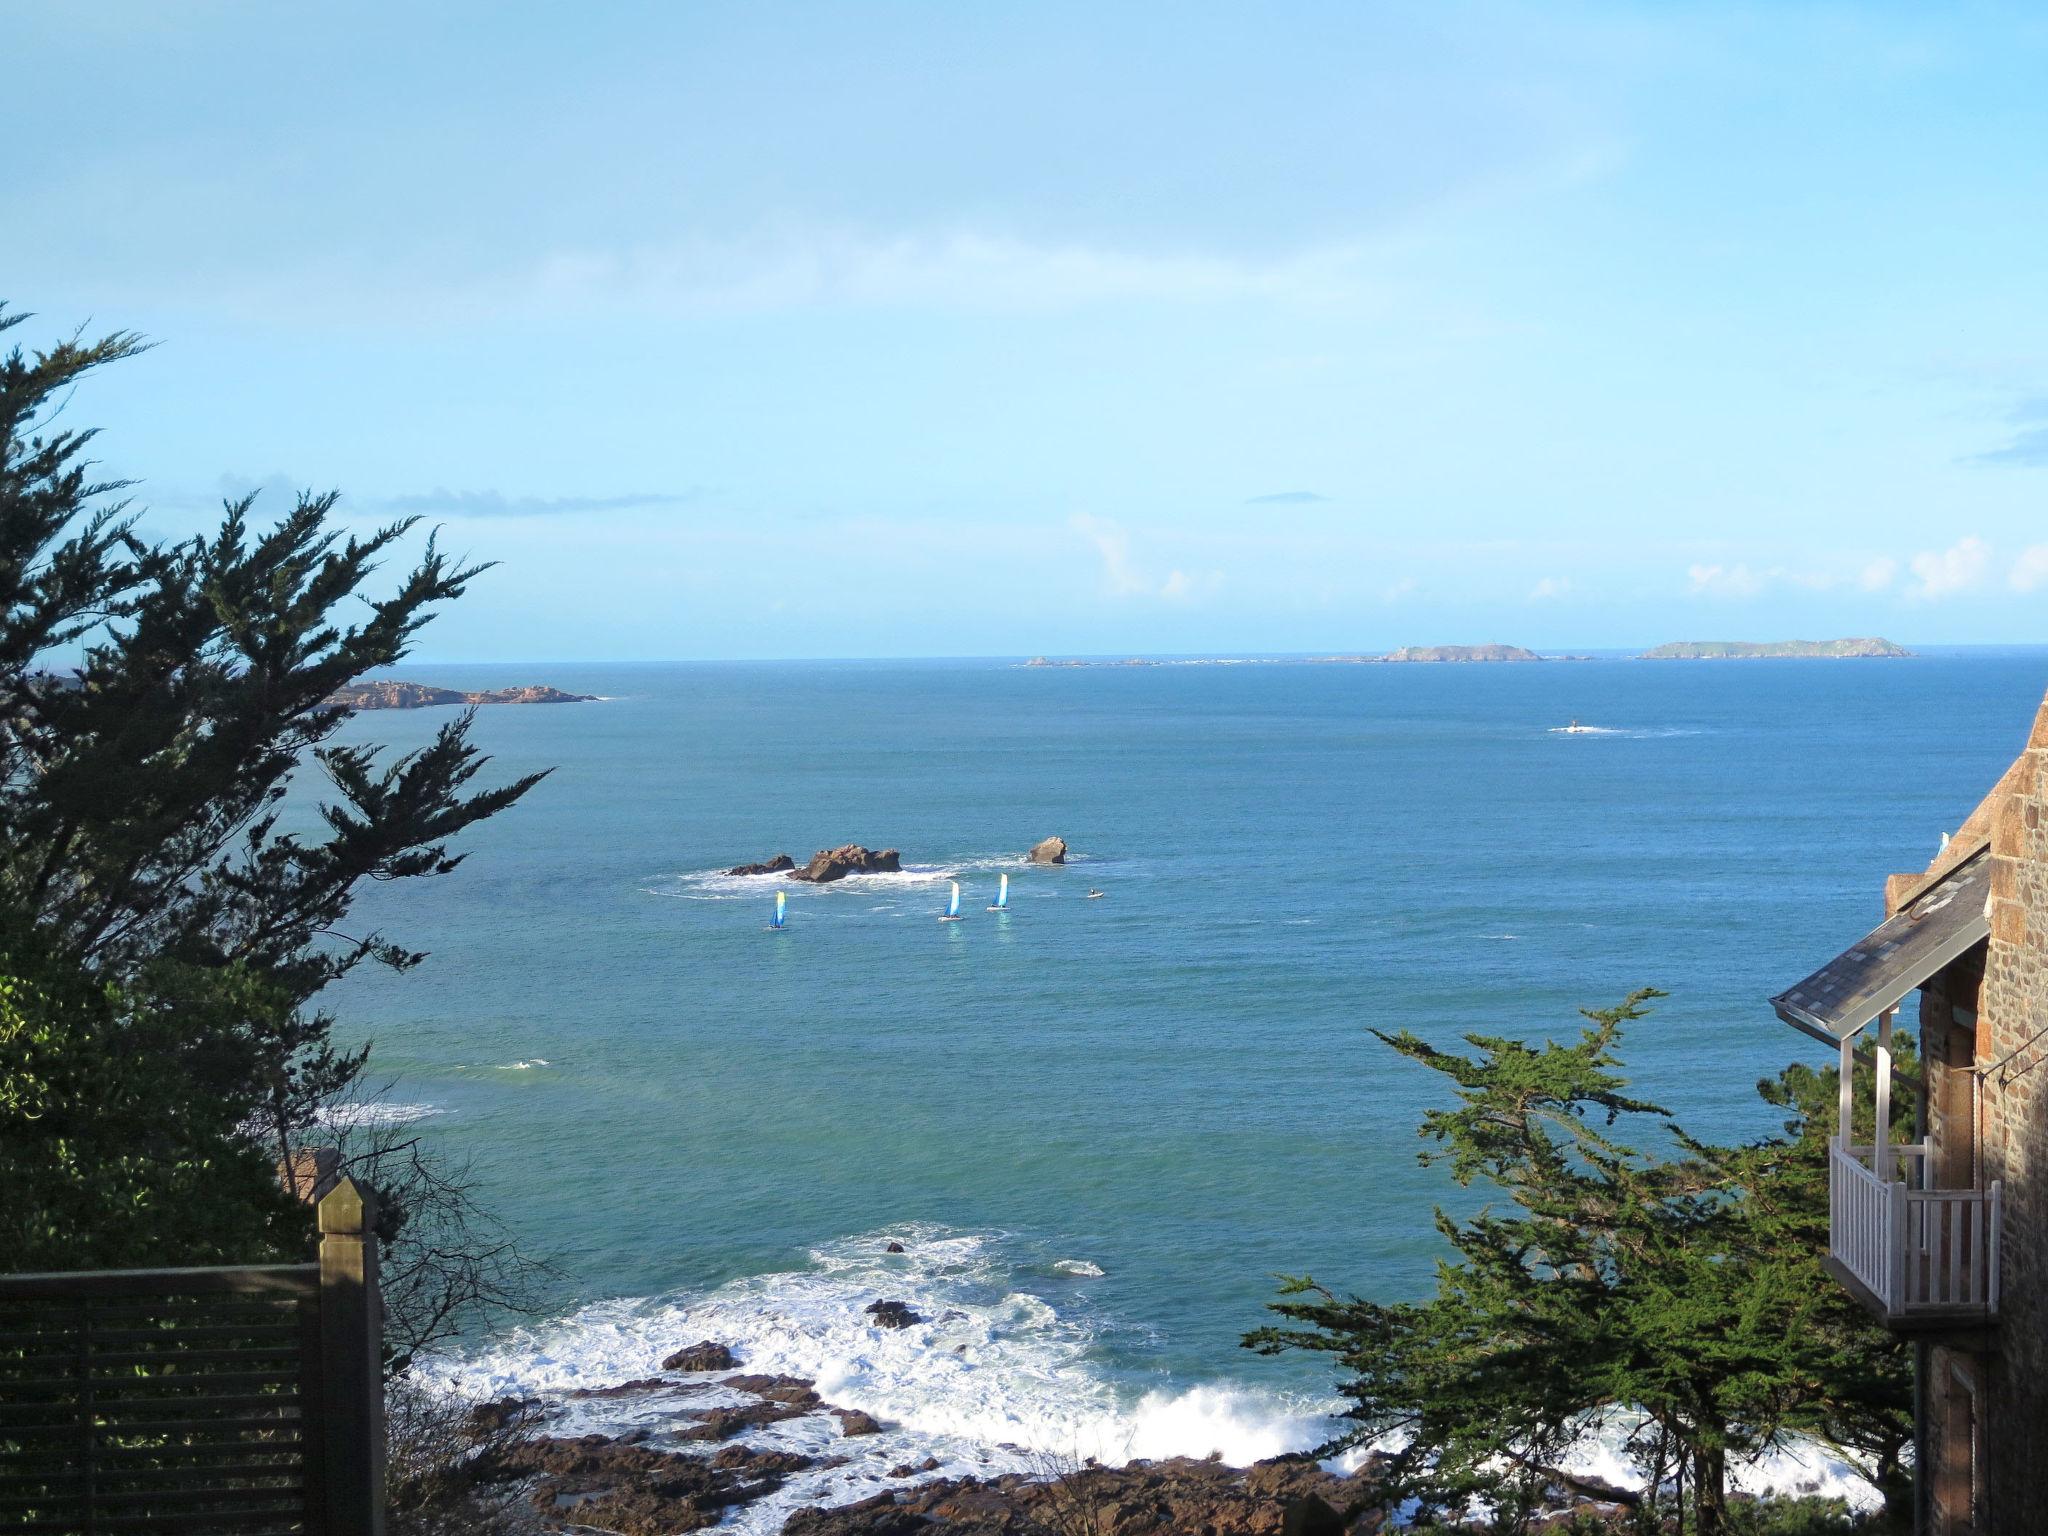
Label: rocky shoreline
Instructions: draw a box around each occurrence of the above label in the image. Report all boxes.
[463,1336,1401,1536]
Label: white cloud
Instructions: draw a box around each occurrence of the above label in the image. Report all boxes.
[1907,536,1991,601]
[1687,563,1768,599]
[1858,557,1899,593]
[1069,515,1218,601]
[1529,576,1572,601]
[1384,576,1420,602]
[2011,545,2048,593]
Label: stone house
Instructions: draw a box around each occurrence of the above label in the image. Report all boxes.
[1769,685,2047,1534]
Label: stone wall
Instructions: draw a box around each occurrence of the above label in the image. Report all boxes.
[1972,688,2048,1531]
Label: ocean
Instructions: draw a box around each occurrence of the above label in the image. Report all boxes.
[326,651,2048,1518]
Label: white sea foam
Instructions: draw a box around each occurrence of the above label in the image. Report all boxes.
[1052,1259,1105,1277]
[422,1225,1882,1530]
[422,1226,1335,1531]
[497,1059,551,1070]
[313,1100,443,1128]
[655,855,1057,904]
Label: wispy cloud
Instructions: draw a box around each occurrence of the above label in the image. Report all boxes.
[1528,576,1572,601]
[1858,557,1899,592]
[1246,490,1331,505]
[1068,514,1217,602]
[1907,535,1991,600]
[2011,544,2048,593]
[378,488,700,517]
[1969,396,2048,466]
[1687,563,1769,599]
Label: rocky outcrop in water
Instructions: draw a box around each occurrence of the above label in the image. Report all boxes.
[864,1300,923,1330]
[663,1341,738,1372]
[328,680,595,710]
[793,845,903,883]
[1027,836,1067,865]
[727,855,797,877]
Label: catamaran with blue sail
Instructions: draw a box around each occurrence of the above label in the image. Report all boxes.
[939,880,964,922]
[988,872,1009,912]
[769,889,787,930]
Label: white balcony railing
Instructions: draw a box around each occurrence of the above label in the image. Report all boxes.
[1828,1143,2001,1319]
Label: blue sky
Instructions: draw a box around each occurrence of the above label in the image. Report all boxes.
[8,2,2048,658]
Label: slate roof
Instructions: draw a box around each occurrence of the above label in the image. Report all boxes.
[1770,849,1992,1045]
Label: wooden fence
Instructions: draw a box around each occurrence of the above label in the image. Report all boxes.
[0,1179,385,1536]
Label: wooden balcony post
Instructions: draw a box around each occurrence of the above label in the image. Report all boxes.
[1887,1177,1909,1314]
[1837,1032,1854,1152]
[1873,1008,1894,1178]
[317,1178,387,1536]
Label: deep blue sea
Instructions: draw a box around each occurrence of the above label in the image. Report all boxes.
[326,652,2047,1515]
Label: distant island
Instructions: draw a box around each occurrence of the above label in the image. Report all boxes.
[328,681,597,710]
[1379,643,1544,664]
[1638,638,1910,661]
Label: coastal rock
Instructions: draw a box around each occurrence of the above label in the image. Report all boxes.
[728,854,797,877]
[1027,836,1067,865]
[792,845,903,883]
[508,1433,808,1535]
[662,1341,738,1372]
[864,1300,923,1330]
[568,1376,684,1399]
[834,1408,885,1437]
[776,1454,1390,1536]
[326,679,595,710]
[885,1240,907,1253]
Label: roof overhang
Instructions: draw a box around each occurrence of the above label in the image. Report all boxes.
[1770,850,1992,1045]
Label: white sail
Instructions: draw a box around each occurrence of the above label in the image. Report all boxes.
[997,873,1009,908]
[947,880,961,918]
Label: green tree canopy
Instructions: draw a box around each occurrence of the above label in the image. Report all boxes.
[1246,993,1912,1535]
[1,304,545,1269]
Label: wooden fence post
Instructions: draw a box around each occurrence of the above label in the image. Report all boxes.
[317,1177,387,1536]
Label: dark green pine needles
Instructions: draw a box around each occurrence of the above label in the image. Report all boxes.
[1245,992,1913,1535]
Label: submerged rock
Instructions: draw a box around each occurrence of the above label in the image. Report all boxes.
[792,845,903,883]
[1027,836,1067,864]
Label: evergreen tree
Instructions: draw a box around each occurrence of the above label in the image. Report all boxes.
[1,304,545,1265]
[1245,992,1912,1534]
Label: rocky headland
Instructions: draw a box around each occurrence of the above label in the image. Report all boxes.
[1638,637,1910,660]
[328,681,596,710]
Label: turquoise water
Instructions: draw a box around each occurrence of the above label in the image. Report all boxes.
[330,653,2044,1485]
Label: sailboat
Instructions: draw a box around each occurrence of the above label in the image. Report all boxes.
[988,872,1010,912]
[939,880,965,922]
[769,889,787,930]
